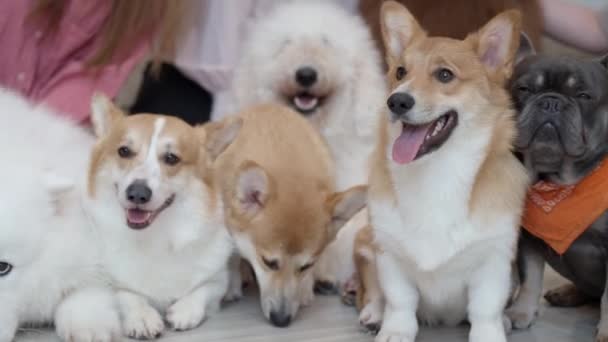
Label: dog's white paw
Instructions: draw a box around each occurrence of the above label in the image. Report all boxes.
[375,331,414,342]
[470,321,507,342]
[359,301,383,334]
[122,303,164,340]
[55,288,121,342]
[165,299,207,331]
[504,304,538,330]
[56,324,120,342]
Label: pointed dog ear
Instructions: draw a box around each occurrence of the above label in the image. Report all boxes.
[91,93,124,138]
[326,185,367,240]
[202,116,243,162]
[380,1,425,65]
[474,10,523,77]
[515,32,537,65]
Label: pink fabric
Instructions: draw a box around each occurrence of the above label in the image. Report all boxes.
[0,0,150,123]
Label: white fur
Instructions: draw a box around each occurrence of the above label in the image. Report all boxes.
[85,114,233,338]
[232,0,386,295]
[0,89,119,342]
[372,109,521,342]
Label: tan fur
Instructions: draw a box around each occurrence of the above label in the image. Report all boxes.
[353,225,381,311]
[213,104,367,321]
[215,104,336,258]
[358,3,530,324]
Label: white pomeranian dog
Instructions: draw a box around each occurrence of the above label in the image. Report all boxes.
[0,89,120,342]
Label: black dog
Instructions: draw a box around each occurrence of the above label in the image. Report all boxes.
[506,48,608,341]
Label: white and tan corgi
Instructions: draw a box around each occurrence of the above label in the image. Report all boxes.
[366,2,529,342]
[85,95,237,339]
[209,104,367,327]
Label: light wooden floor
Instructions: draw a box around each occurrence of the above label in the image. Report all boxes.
[15,270,600,342]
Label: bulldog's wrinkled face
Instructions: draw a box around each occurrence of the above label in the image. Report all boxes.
[510,55,608,184]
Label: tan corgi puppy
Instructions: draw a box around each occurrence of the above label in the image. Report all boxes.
[85,95,237,339]
[365,2,529,342]
[209,104,367,327]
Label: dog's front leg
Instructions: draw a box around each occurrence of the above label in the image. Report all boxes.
[356,243,384,334]
[165,270,229,331]
[596,268,608,341]
[505,236,545,329]
[117,291,164,340]
[375,252,418,342]
[55,287,121,342]
[468,253,512,342]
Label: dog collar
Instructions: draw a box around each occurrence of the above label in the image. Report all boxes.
[522,160,608,255]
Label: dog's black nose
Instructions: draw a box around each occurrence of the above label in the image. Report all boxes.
[126,180,152,205]
[387,92,415,116]
[538,96,563,113]
[295,67,317,87]
[269,311,292,328]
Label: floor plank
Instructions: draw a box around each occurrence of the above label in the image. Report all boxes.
[15,271,600,342]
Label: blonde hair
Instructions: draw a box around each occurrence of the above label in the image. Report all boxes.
[30,0,186,67]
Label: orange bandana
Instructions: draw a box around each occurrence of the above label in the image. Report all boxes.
[522,160,608,255]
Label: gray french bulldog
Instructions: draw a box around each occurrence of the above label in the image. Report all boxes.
[505,40,608,340]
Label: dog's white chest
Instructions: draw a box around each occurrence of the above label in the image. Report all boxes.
[371,199,479,271]
[103,226,231,307]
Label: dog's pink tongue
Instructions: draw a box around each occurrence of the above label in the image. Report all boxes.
[392,123,432,164]
[127,209,151,224]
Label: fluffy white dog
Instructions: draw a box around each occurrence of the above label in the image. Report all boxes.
[0,89,120,342]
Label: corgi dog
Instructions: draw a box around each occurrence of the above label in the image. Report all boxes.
[0,89,120,342]
[365,2,529,342]
[209,104,367,327]
[85,95,236,339]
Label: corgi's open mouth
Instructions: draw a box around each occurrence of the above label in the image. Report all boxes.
[291,92,323,114]
[392,111,458,164]
[125,195,175,230]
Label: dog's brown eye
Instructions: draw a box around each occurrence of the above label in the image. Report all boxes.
[262,257,279,271]
[435,68,454,83]
[395,66,407,81]
[163,153,181,166]
[577,92,592,100]
[299,262,314,273]
[0,262,13,277]
[117,146,133,159]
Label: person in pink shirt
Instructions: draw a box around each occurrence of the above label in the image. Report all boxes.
[0,0,184,123]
